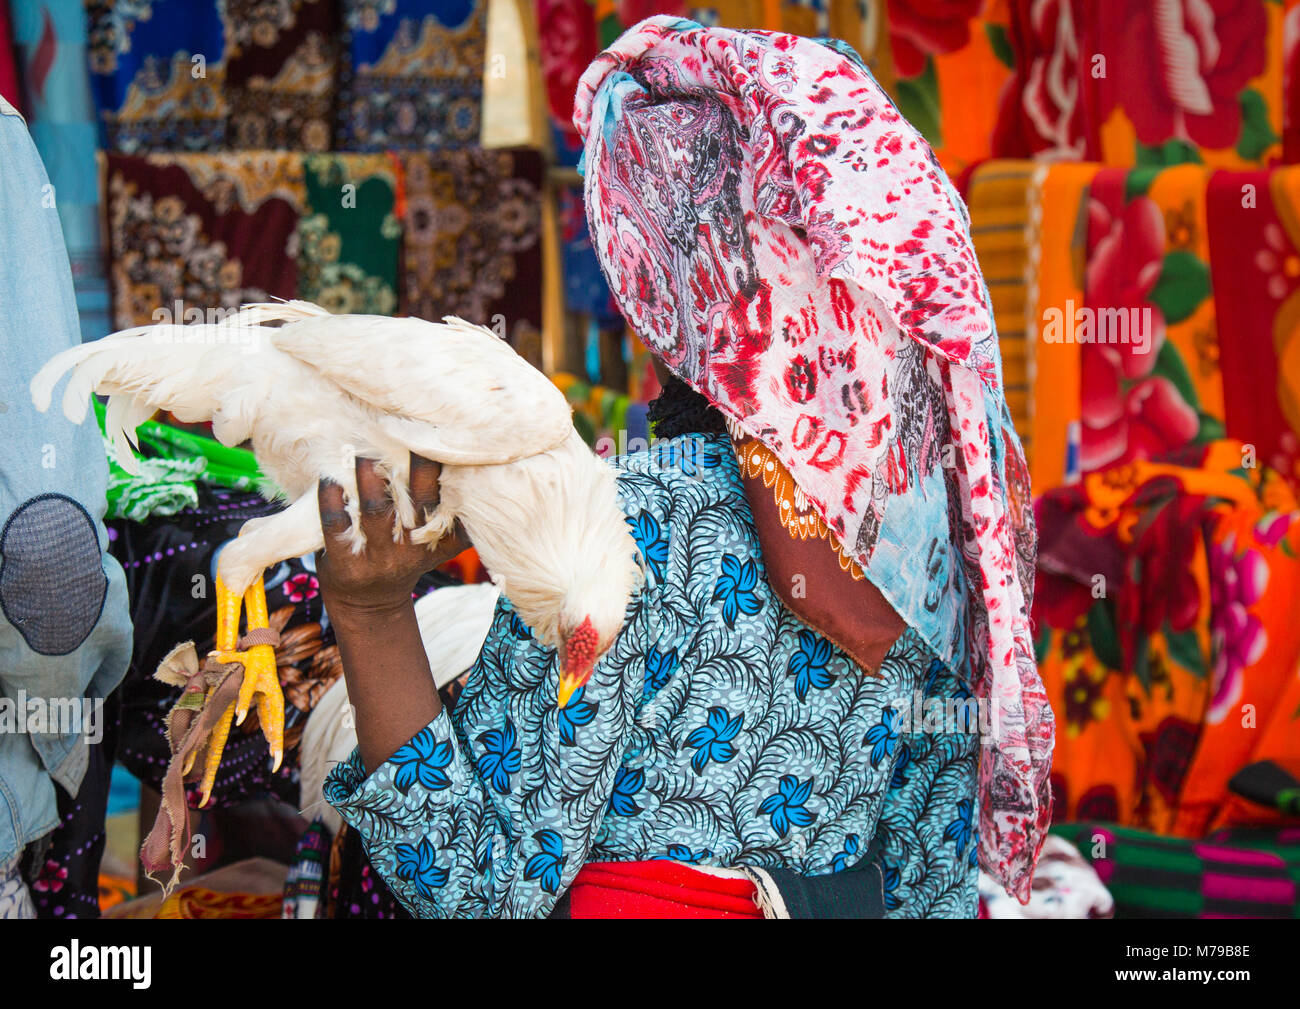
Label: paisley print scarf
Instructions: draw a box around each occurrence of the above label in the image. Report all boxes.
[574,17,1053,900]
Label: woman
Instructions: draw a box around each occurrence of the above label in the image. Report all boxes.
[320,18,1052,918]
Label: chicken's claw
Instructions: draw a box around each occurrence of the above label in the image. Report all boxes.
[197,699,237,807]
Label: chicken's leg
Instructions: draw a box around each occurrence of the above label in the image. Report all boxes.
[191,574,244,805]
[205,490,325,788]
[208,577,282,774]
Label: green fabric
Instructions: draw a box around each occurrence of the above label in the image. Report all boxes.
[93,398,272,521]
[297,155,400,315]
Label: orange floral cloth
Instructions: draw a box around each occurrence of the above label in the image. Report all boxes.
[1035,441,1300,835]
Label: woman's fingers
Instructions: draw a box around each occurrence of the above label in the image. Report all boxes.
[408,453,442,520]
[317,478,352,547]
[355,456,393,547]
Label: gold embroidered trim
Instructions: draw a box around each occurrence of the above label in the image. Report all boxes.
[733,437,865,581]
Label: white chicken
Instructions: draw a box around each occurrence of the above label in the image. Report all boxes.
[31,301,642,802]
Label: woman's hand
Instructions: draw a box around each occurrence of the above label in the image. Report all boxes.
[316,454,469,619]
[315,453,471,772]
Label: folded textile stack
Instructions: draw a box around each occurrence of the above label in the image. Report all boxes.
[1052,822,1300,919]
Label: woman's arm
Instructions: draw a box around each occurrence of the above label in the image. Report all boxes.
[315,454,469,772]
[314,453,644,917]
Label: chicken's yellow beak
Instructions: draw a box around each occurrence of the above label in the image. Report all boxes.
[557,668,589,709]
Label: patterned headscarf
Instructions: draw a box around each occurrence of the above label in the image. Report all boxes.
[575,17,1053,900]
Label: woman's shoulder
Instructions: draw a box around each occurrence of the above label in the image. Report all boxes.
[608,431,742,507]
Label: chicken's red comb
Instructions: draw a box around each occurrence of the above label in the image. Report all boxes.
[563,616,597,674]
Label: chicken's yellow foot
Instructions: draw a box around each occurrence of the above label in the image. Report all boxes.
[213,577,284,772]
[197,694,236,807]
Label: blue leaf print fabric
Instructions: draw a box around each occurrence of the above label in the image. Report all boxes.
[325,433,978,918]
[476,720,521,794]
[390,728,453,793]
[684,706,744,774]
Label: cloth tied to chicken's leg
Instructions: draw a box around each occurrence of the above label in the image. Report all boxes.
[141,643,245,892]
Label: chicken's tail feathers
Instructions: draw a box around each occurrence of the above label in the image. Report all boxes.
[103,393,153,476]
[30,339,101,416]
[30,322,241,432]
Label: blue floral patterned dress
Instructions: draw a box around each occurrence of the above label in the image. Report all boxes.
[325,433,979,918]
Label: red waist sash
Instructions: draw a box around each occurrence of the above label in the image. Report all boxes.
[565,861,763,919]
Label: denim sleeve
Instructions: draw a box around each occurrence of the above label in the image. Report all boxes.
[0,100,133,864]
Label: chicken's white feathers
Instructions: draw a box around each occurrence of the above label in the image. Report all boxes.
[268,312,571,465]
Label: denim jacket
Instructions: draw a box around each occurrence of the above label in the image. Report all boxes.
[0,96,132,868]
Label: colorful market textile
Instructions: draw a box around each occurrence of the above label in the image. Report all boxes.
[887,0,1014,178]
[967,160,1036,463]
[85,0,229,151]
[400,148,545,368]
[537,0,601,166]
[157,886,282,918]
[1034,441,1300,836]
[282,818,331,918]
[978,833,1113,918]
[537,0,689,167]
[1175,481,1300,836]
[336,0,486,151]
[1029,161,1098,491]
[574,17,1048,900]
[1080,165,1224,475]
[1051,822,1300,918]
[296,152,400,315]
[1207,167,1300,487]
[102,436,203,523]
[104,152,304,328]
[992,0,1286,169]
[326,433,981,918]
[85,0,340,153]
[12,2,111,341]
[558,181,619,326]
[222,0,340,152]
